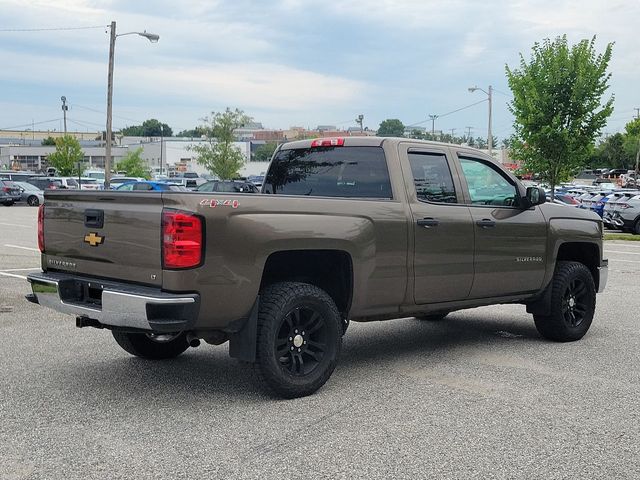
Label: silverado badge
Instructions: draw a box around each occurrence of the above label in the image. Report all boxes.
[84,232,105,247]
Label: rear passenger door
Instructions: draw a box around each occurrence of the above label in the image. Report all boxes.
[399,145,475,304]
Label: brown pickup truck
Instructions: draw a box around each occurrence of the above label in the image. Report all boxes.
[27,137,608,398]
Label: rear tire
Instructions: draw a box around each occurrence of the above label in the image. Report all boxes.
[634,218,640,235]
[112,331,189,359]
[255,282,342,398]
[2,201,13,206]
[533,261,596,342]
[27,195,39,206]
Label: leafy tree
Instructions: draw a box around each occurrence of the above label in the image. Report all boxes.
[47,135,84,176]
[41,136,56,146]
[177,127,206,138]
[377,119,405,137]
[506,35,614,197]
[116,147,150,178]
[190,108,252,179]
[121,119,173,137]
[253,142,278,162]
[475,137,487,149]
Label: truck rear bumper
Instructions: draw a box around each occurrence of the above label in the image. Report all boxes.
[27,271,200,333]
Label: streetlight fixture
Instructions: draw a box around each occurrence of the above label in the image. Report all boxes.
[105,21,159,189]
[468,85,493,155]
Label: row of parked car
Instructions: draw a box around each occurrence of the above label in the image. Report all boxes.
[554,186,640,234]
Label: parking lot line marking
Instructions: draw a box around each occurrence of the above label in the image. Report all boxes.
[0,222,31,228]
[4,244,39,252]
[0,268,40,272]
[605,242,640,249]
[608,258,640,264]
[604,250,640,256]
[0,272,28,280]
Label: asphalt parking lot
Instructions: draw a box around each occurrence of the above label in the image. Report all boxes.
[1,205,639,480]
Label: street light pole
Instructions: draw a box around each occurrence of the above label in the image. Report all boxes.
[104,21,159,189]
[159,124,164,177]
[429,114,438,137]
[468,85,493,156]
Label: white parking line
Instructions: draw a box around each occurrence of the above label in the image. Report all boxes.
[0,222,31,228]
[605,250,640,256]
[0,272,28,280]
[608,258,640,264]
[605,242,640,249]
[4,244,39,252]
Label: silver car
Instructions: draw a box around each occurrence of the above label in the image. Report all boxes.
[14,181,45,206]
[611,193,640,234]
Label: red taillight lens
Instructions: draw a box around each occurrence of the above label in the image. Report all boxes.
[162,209,203,269]
[310,137,345,147]
[37,204,45,252]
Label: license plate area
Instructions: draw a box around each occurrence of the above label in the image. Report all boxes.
[58,279,103,308]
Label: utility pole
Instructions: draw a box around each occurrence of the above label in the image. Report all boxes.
[465,126,473,140]
[355,114,364,133]
[429,114,438,137]
[449,128,456,137]
[159,124,164,177]
[634,107,639,119]
[105,20,116,189]
[61,96,68,134]
[487,85,493,155]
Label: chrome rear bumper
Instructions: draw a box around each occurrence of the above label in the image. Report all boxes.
[27,271,199,332]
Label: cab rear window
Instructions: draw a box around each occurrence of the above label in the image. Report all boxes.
[263,146,392,199]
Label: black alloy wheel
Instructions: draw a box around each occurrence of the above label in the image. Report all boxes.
[275,306,328,376]
[255,282,342,398]
[533,261,596,342]
[561,278,589,327]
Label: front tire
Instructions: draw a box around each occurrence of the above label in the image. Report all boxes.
[27,195,40,206]
[633,218,640,235]
[255,282,342,398]
[533,261,596,342]
[112,331,189,359]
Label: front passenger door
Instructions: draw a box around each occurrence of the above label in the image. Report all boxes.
[457,155,547,298]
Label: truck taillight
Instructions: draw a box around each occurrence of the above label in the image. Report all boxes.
[310,137,345,147]
[162,209,203,269]
[38,204,45,252]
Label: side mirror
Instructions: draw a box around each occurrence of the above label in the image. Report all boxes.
[524,186,546,207]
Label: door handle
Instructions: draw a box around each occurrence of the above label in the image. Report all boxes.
[417,217,439,228]
[476,218,496,228]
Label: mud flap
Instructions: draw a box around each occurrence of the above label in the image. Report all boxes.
[228,297,259,363]
[525,281,552,316]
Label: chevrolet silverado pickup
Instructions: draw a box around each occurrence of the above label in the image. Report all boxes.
[27,137,608,398]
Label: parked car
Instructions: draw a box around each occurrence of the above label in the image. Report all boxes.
[109,177,146,189]
[247,174,265,189]
[13,181,45,206]
[170,175,207,190]
[26,177,64,191]
[196,180,259,193]
[0,179,22,205]
[612,194,640,234]
[116,181,187,192]
[552,194,581,207]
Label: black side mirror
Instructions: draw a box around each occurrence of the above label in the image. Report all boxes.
[524,186,546,208]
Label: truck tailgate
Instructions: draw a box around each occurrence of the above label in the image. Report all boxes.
[42,191,163,286]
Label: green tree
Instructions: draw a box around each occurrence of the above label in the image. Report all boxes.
[116,147,150,178]
[190,108,252,179]
[47,135,84,176]
[177,127,206,138]
[121,119,173,137]
[41,136,56,146]
[506,35,614,197]
[253,142,278,162]
[377,119,405,137]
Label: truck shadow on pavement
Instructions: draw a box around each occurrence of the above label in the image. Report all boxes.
[56,314,544,401]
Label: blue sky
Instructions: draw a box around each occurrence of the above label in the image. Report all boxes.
[0,0,638,141]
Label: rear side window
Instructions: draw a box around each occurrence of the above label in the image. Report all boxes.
[408,152,457,203]
[264,146,392,199]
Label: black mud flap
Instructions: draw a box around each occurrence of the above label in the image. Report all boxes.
[228,297,259,363]
[525,280,553,316]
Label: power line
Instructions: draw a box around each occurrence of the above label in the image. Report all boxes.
[407,99,487,127]
[0,118,63,130]
[0,25,107,33]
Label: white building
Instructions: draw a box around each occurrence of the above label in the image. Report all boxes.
[0,144,129,172]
